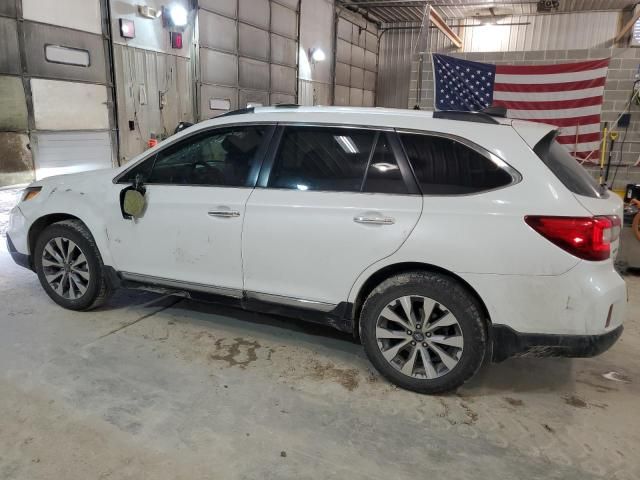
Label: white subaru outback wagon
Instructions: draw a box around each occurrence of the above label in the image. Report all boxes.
[7,106,626,393]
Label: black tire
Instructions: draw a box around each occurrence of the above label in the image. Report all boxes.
[34,219,112,311]
[360,271,487,394]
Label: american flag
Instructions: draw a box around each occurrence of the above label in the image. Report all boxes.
[432,54,610,162]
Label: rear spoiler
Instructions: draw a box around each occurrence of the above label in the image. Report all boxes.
[511,119,557,149]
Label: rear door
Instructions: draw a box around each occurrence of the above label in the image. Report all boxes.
[242,125,422,307]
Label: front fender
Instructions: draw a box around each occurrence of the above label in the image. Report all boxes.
[20,171,118,267]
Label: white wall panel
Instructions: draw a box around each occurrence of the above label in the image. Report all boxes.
[239,24,269,60]
[461,11,619,52]
[31,79,109,130]
[239,57,270,90]
[334,9,377,107]
[200,0,237,17]
[270,92,296,104]
[200,49,238,86]
[200,84,238,118]
[271,34,297,67]
[32,131,113,179]
[271,64,296,94]
[22,0,101,34]
[239,0,270,28]
[240,89,269,107]
[349,87,363,106]
[199,10,237,52]
[271,2,297,38]
[335,62,350,86]
[334,85,350,105]
[110,0,192,57]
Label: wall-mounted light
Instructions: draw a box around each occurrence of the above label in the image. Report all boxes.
[167,3,189,27]
[309,47,326,64]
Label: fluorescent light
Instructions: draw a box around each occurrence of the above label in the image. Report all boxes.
[296,184,309,191]
[169,4,188,27]
[334,135,359,154]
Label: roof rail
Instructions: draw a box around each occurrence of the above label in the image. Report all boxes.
[433,110,501,125]
[273,104,300,109]
[482,106,507,117]
[218,107,255,118]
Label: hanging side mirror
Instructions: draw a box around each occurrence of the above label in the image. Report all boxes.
[120,174,147,219]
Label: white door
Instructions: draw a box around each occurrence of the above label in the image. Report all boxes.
[243,126,422,306]
[106,125,273,292]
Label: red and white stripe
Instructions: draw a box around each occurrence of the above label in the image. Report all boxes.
[491,59,609,162]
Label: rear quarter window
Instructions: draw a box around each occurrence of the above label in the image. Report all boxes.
[533,132,605,199]
[400,133,514,195]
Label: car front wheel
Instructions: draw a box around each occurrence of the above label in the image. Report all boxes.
[360,271,487,394]
[34,219,112,311]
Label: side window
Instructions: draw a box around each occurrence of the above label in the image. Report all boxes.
[268,126,376,192]
[400,133,514,195]
[363,134,408,194]
[139,126,267,186]
[118,156,154,184]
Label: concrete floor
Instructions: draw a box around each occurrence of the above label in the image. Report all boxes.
[1,187,639,479]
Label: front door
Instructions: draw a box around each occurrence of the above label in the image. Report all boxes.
[106,124,273,292]
[243,125,423,306]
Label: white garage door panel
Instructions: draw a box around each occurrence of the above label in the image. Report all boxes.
[239,0,269,29]
[33,131,112,179]
[31,79,109,130]
[22,0,101,34]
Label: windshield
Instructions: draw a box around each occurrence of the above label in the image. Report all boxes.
[533,132,605,199]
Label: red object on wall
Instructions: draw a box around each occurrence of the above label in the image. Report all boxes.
[119,19,135,39]
[170,31,183,49]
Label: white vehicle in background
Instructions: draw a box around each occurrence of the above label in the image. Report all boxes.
[6,106,626,393]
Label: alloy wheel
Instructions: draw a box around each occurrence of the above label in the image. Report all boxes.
[375,295,464,379]
[41,237,91,300]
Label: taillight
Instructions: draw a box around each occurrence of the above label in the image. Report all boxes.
[610,215,621,242]
[524,216,614,261]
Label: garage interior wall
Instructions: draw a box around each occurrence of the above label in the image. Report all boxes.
[0,0,115,186]
[298,0,334,106]
[196,0,299,119]
[333,8,378,107]
[110,0,194,164]
[391,9,640,188]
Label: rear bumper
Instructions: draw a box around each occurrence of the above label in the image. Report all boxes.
[492,324,624,362]
[6,234,32,271]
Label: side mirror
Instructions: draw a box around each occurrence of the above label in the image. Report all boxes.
[123,189,146,218]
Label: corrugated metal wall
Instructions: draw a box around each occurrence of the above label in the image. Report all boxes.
[113,45,193,161]
[461,11,620,52]
[377,22,460,108]
[376,10,622,108]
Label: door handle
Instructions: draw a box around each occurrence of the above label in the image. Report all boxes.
[208,210,240,218]
[354,215,395,225]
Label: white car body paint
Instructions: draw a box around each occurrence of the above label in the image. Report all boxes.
[7,106,626,340]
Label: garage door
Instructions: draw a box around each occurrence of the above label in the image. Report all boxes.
[334,11,378,107]
[197,0,300,118]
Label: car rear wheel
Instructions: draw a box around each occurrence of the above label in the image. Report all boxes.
[34,219,112,311]
[360,271,487,394]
